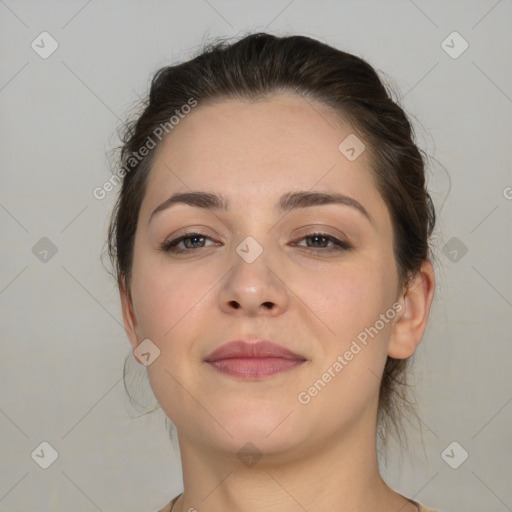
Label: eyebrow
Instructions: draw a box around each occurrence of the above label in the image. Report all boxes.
[149,190,373,225]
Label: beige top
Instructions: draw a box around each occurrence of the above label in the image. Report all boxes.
[156,493,438,511]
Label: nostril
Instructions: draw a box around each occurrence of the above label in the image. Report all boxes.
[229,301,240,309]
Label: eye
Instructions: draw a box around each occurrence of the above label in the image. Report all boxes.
[160,232,219,254]
[160,230,352,255]
[291,232,352,252]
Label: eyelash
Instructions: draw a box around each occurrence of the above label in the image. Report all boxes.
[160,231,352,254]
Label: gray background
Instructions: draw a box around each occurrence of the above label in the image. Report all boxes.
[1,1,511,511]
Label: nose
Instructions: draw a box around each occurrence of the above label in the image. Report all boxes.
[216,242,290,317]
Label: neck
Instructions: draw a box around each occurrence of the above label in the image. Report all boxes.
[172,418,415,512]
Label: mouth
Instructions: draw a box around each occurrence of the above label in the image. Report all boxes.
[204,340,307,379]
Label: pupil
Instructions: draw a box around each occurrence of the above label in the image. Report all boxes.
[310,235,326,247]
[187,235,203,248]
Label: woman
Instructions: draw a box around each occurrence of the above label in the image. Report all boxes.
[107,32,438,512]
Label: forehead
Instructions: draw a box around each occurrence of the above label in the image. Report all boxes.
[141,93,388,225]
[153,93,358,176]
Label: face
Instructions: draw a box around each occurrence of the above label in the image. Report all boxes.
[122,93,406,459]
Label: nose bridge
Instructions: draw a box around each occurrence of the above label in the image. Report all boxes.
[217,231,289,316]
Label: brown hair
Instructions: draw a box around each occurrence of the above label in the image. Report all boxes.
[107,32,436,447]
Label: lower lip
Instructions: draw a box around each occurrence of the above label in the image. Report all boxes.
[206,357,305,379]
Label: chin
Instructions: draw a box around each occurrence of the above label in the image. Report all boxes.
[210,410,306,455]
[206,430,304,465]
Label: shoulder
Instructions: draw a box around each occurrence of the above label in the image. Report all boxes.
[154,502,171,512]
[399,493,438,512]
[402,496,438,512]
[413,500,439,512]
[153,494,439,512]
[154,493,181,512]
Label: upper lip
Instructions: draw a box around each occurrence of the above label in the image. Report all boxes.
[204,340,306,362]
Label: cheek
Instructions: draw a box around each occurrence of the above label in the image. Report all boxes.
[130,257,213,424]
[289,258,393,343]
[293,263,397,421]
[130,251,222,342]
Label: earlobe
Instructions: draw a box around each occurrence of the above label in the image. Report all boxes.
[388,261,435,359]
[119,275,140,353]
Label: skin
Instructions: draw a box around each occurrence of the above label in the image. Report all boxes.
[120,92,435,512]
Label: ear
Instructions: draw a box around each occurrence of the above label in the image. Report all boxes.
[119,275,140,353]
[388,260,435,359]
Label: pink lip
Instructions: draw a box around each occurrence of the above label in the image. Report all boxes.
[204,340,306,379]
